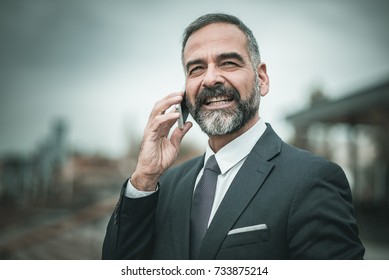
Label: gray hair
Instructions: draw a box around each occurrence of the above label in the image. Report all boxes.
[181,13,261,69]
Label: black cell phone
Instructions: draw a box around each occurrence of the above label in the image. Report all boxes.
[176,92,189,129]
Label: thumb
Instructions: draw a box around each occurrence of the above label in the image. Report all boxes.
[170,121,193,148]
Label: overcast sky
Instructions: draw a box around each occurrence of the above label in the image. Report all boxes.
[1,0,388,158]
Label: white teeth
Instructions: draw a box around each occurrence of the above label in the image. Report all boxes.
[208,101,230,106]
[205,96,232,104]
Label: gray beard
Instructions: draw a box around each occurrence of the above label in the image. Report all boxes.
[186,81,261,136]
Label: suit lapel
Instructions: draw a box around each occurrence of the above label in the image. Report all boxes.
[170,156,204,259]
[198,124,282,259]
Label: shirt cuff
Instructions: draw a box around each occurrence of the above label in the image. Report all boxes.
[125,178,158,198]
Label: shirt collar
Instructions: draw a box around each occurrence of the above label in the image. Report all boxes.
[204,118,267,174]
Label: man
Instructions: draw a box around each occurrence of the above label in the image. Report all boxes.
[102,13,365,259]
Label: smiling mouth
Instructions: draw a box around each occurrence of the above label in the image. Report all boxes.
[204,96,234,106]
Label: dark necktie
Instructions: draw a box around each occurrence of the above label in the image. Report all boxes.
[190,154,221,259]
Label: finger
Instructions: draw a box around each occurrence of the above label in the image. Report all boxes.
[149,92,184,119]
[147,111,181,135]
[170,121,193,148]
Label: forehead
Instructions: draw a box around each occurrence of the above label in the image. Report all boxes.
[183,23,249,62]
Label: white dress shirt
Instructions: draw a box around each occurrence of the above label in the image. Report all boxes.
[126,118,267,225]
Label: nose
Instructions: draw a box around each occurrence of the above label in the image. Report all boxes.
[201,64,224,88]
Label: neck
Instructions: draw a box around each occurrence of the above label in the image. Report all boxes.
[208,114,260,153]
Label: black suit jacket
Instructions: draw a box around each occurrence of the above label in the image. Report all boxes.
[102,124,365,259]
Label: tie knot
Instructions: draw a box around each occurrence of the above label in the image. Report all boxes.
[204,155,221,174]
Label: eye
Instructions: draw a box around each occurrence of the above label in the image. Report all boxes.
[188,65,204,76]
[220,61,239,68]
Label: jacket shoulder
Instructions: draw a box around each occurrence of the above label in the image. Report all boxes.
[281,142,338,167]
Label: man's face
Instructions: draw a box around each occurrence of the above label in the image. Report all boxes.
[183,23,268,136]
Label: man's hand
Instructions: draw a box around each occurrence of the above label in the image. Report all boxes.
[131,92,192,191]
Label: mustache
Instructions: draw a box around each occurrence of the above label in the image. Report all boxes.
[195,85,240,106]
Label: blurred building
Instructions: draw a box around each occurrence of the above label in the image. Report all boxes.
[287,78,389,253]
[0,118,127,259]
[0,120,69,206]
[0,118,202,259]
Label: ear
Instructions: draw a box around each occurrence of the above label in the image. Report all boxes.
[257,63,269,97]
